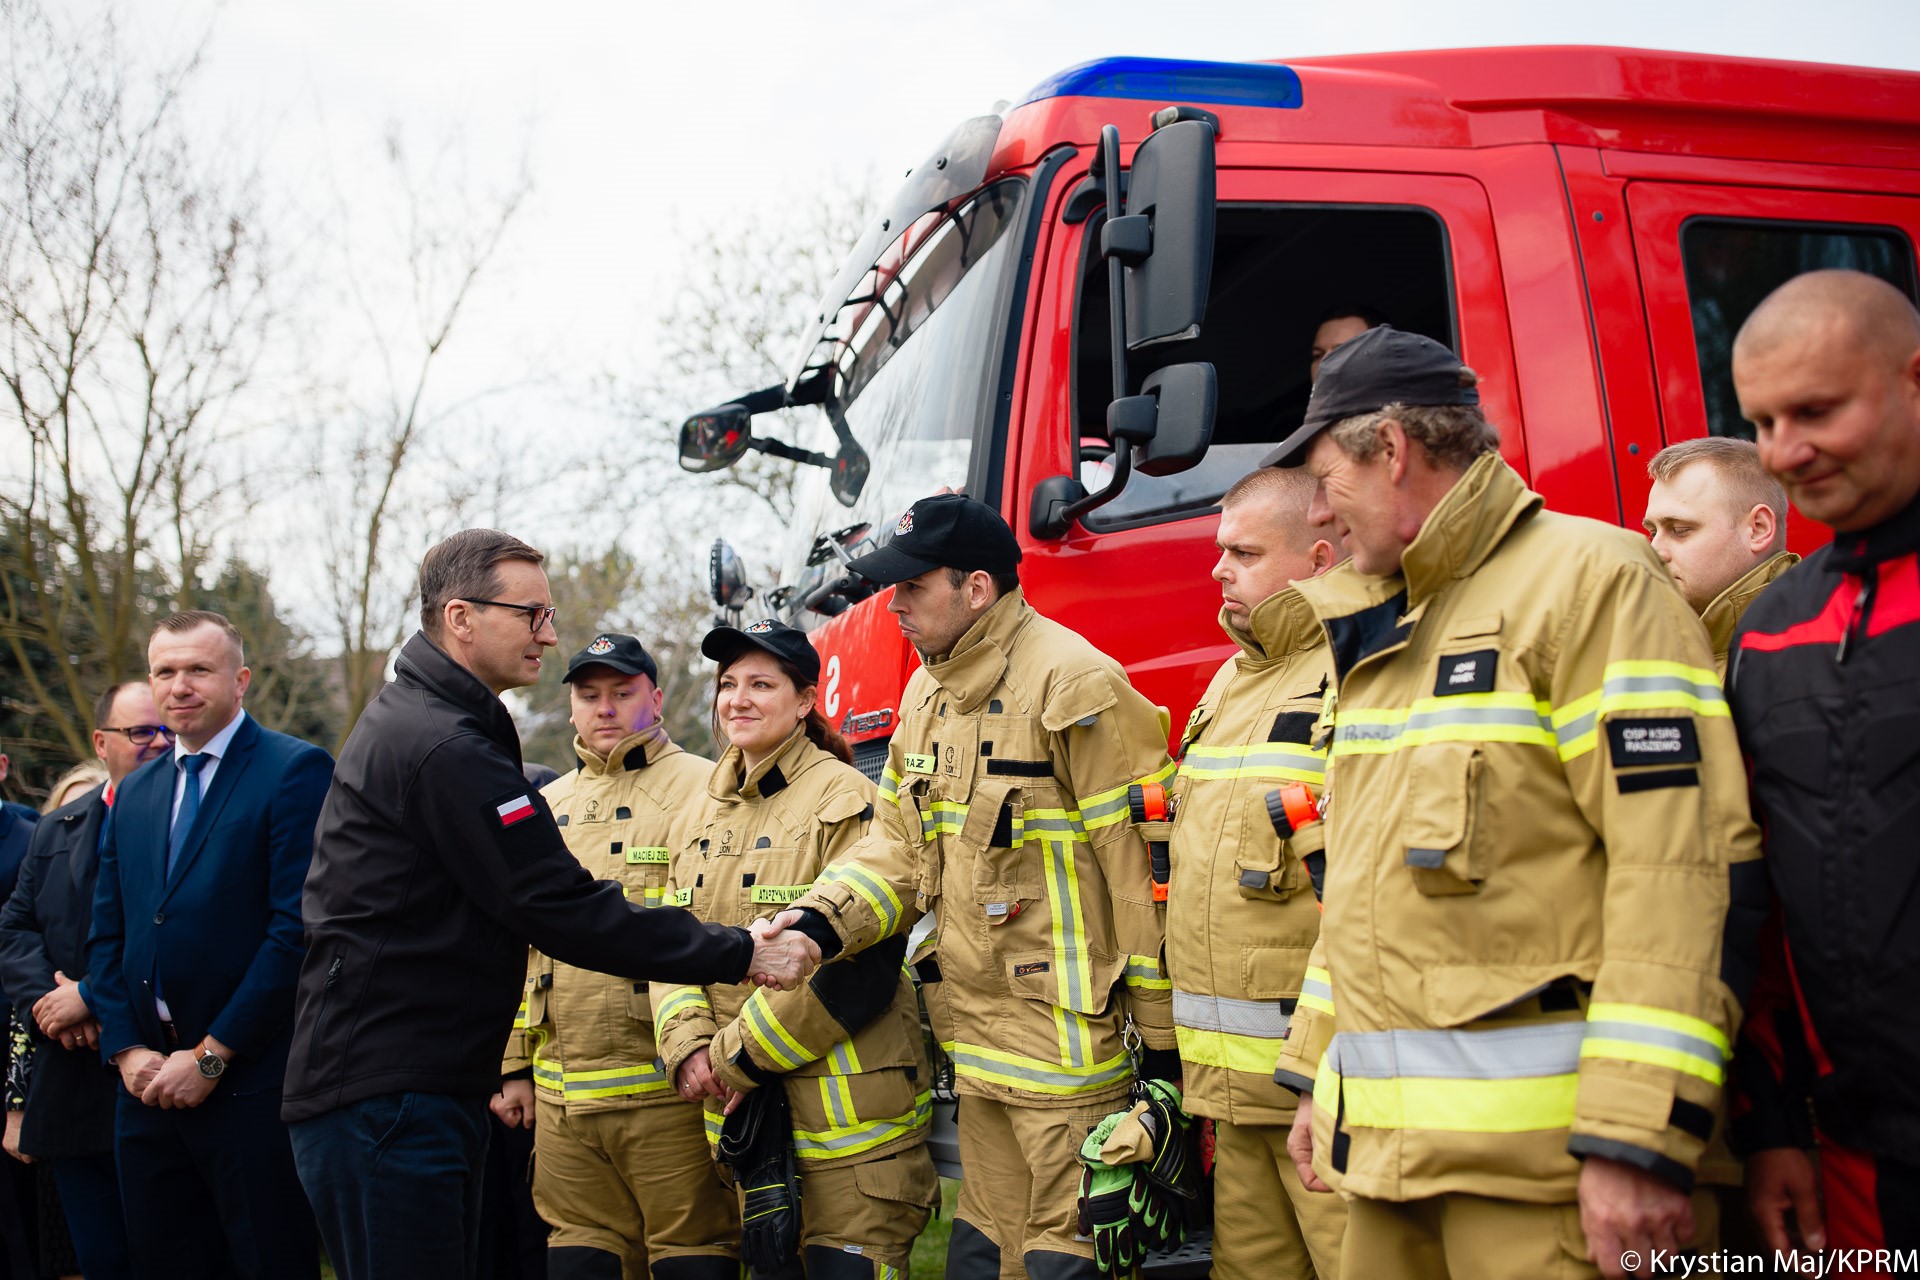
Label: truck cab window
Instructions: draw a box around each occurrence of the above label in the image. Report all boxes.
[1680,218,1918,440]
[1071,204,1453,530]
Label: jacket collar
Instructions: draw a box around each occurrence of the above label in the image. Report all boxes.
[395,631,522,762]
[923,588,1030,714]
[1702,550,1800,660]
[1829,485,1920,572]
[1400,452,1542,609]
[711,725,817,803]
[1220,585,1324,668]
[572,722,676,777]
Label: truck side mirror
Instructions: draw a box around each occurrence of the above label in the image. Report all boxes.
[1120,118,1216,350]
[1131,362,1216,476]
[709,539,754,611]
[679,405,754,473]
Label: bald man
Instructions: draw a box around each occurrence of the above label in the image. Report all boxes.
[1724,269,1920,1259]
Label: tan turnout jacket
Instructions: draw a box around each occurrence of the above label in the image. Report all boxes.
[1166,589,1335,1127]
[791,589,1177,1110]
[652,729,930,1166]
[503,726,712,1112]
[1271,454,1763,1203]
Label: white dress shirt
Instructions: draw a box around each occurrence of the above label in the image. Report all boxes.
[170,708,248,826]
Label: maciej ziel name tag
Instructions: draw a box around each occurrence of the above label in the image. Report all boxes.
[1605,718,1701,767]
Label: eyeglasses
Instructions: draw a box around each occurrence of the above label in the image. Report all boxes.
[460,599,558,634]
[100,724,175,746]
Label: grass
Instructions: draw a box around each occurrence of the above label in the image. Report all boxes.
[909,1177,962,1277]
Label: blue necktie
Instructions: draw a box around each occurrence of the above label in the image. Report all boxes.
[167,754,206,877]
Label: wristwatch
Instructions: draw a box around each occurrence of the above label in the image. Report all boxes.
[194,1040,227,1080]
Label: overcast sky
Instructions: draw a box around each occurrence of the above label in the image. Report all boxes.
[97,0,1918,422]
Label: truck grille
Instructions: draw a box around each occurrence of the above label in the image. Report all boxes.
[851,736,891,785]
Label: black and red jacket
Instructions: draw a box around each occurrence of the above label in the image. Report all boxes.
[1725,490,1920,1158]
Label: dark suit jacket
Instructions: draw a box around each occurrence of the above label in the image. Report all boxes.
[87,715,333,1097]
[0,785,117,1158]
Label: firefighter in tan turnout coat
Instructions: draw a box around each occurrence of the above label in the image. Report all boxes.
[494,634,740,1280]
[651,620,938,1280]
[1268,328,1764,1280]
[1166,467,1346,1280]
[765,495,1180,1280]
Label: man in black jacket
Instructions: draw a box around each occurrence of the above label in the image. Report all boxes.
[1726,269,1920,1258]
[0,680,171,1280]
[285,529,817,1280]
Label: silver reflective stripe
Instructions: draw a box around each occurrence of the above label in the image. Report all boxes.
[1555,710,1598,751]
[1331,1023,1585,1080]
[1025,814,1086,837]
[563,1065,669,1093]
[1173,990,1293,1039]
[1405,848,1448,869]
[1300,975,1333,1004]
[948,1048,1132,1090]
[1583,1019,1727,1067]
[1603,673,1724,703]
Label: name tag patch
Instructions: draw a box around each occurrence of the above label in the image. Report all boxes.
[903,753,936,774]
[1434,649,1498,696]
[1606,718,1701,767]
[750,884,811,904]
[669,887,692,907]
[626,847,670,864]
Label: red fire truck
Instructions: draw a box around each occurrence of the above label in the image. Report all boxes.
[682,46,1920,775]
[677,46,1920,1251]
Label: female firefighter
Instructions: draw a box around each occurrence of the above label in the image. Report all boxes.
[651,619,939,1280]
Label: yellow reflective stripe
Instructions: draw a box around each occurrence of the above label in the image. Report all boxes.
[921,800,969,838]
[1551,661,1729,762]
[1299,967,1335,1018]
[1040,833,1093,1018]
[704,1109,724,1146]
[816,862,904,938]
[1177,1025,1291,1074]
[1124,954,1170,991]
[880,768,901,804]
[949,1042,1132,1095]
[1178,742,1326,783]
[1326,1062,1580,1132]
[1077,761,1176,831]
[655,988,711,1025]
[793,1091,932,1160]
[1332,692,1557,758]
[1583,1002,1729,1084]
[531,1056,673,1099]
[511,1000,530,1030]
[742,990,816,1072]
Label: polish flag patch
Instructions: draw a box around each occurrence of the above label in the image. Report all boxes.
[496,795,536,827]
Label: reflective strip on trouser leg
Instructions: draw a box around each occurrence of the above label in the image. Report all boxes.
[1327,1022,1584,1132]
[1173,990,1293,1075]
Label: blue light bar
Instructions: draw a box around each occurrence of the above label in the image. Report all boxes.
[1019,56,1303,111]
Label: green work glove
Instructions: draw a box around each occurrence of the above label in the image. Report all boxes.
[1077,1162,1144,1278]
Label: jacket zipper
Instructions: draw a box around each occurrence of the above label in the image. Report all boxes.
[1835,575,1875,665]
[307,955,343,1063]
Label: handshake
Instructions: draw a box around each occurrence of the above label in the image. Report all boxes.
[744,909,822,991]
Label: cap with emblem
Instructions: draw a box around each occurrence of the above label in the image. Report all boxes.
[562,633,659,684]
[1262,325,1480,469]
[845,493,1022,586]
[701,618,822,685]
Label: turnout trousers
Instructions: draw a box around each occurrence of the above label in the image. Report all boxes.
[1338,1188,1718,1280]
[779,1147,940,1279]
[1209,1118,1343,1280]
[948,1094,1119,1280]
[532,1097,739,1278]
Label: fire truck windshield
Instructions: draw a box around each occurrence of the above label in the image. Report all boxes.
[780,178,1028,617]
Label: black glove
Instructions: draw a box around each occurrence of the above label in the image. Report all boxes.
[717,1085,800,1275]
[1133,1078,1199,1251]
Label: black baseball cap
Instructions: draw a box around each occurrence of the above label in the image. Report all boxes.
[701,619,822,685]
[563,633,659,684]
[1262,326,1479,468]
[845,494,1023,586]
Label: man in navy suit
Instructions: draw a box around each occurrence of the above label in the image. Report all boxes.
[88,610,333,1280]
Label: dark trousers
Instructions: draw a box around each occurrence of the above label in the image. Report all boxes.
[115,1088,317,1280]
[291,1091,492,1280]
[52,1150,131,1280]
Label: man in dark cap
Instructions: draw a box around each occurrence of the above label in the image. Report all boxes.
[763,494,1183,1280]
[1267,329,1763,1280]
[492,632,741,1280]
